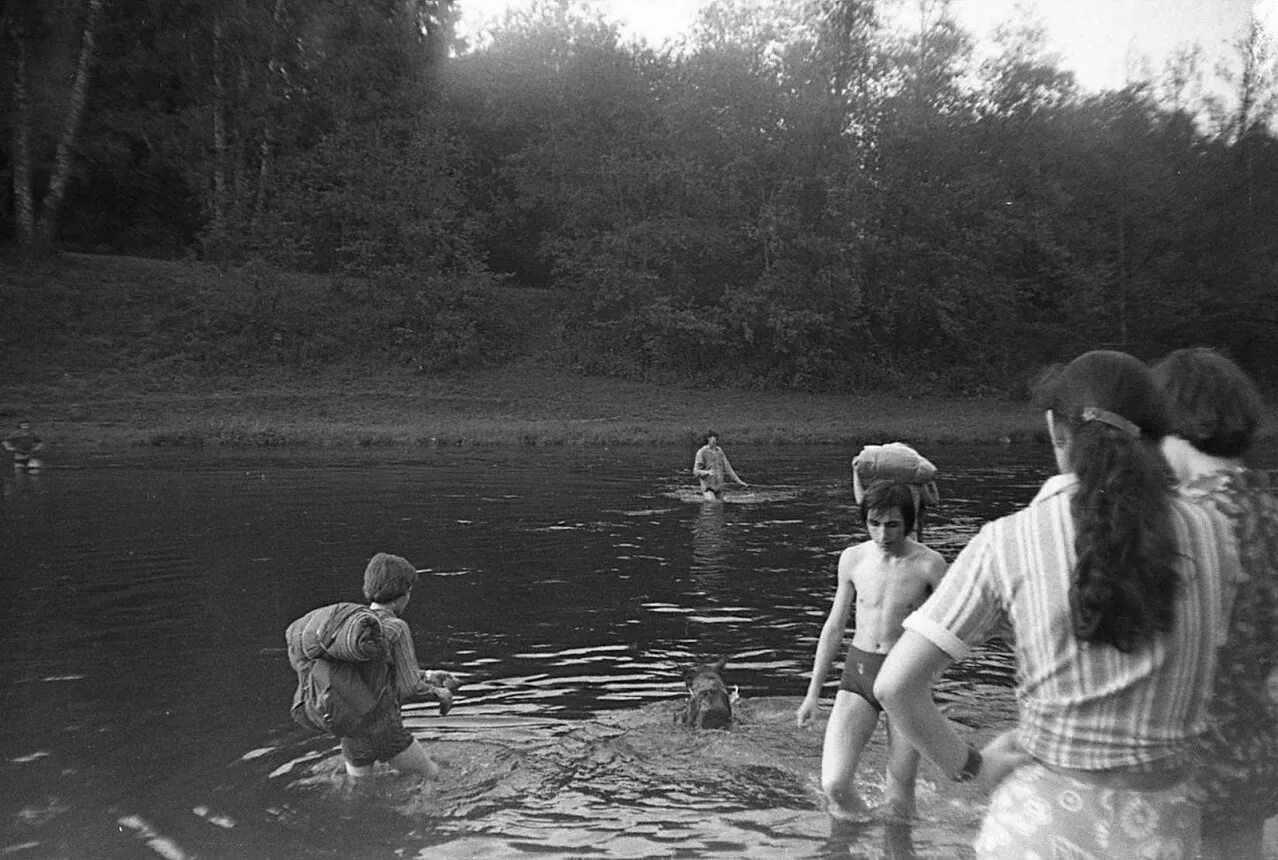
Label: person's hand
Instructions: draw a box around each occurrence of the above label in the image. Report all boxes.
[737,480,749,487]
[795,696,817,728]
[976,729,1032,790]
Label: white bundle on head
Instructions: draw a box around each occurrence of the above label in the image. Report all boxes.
[851,442,940,536]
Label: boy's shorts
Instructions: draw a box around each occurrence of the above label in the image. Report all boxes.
[838,647,887,711]
[339,696,414,767]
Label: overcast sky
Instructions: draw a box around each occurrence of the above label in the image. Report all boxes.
[455,0,1273,94]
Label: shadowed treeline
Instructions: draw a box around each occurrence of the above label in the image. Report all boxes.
[2,0,1275,394]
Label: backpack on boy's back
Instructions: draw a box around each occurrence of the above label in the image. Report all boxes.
[286,602,389,737]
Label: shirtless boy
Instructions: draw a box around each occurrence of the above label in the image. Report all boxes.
[796,479,946,820]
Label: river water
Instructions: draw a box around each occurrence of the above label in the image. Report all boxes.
[0,442,1271,859]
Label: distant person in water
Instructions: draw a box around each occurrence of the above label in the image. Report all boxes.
[1153,347,1278,860]
[796,447,945,821]
[3,420,44,471]
[692,430,747,501]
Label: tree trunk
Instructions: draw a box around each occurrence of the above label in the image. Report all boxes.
[251,0,288,229]
[1116,205,1128,345]
[35,0,108,250]
[210,12,229,235]
[9,17,37,252]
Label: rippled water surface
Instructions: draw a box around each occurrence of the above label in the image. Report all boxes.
[2,442,1267,858]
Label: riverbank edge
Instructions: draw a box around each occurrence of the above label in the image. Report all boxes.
[0,365,1055,454]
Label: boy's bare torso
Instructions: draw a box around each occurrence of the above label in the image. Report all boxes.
[846,540,943,654]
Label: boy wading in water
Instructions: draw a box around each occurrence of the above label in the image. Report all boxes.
[692,430,747,501]
[796,474,945,820]
[342,553,448,781]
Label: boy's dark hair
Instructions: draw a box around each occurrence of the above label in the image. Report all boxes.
[1151,347,1264,459]
[362,552,418,603]
[859,480,918,536]
[703,429,719,443]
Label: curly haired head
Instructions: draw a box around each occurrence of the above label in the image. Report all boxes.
[1152,347,1264,460]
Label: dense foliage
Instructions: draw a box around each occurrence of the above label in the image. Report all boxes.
[2,0,1276,391]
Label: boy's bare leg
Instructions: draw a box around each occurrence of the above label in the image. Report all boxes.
[821,691,879,820]
[883,719,921,819]
[388,739,441,780]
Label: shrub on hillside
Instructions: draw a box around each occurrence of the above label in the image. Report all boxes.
[0,256,534,379]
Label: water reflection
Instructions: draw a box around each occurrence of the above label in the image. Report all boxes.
[2,467,45,500]
[691,499,729,576]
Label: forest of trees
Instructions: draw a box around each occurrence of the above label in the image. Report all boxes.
[2,0,1276,392]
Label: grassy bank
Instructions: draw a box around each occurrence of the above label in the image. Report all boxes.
[0,363,1047,452]
[7,251,1268,453]
[0,252,1054,451]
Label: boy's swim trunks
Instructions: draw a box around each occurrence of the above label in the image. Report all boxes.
[838,646,887,711]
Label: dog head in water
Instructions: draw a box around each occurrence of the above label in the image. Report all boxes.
[677,657,733,729]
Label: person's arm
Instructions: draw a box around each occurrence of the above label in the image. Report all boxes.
[796,549,856,726]
[721,451,746,486]
[877,530,1028,789]
[693,447,709,477]
[383,618,437,700]
[925,549,947,593]
[874,631,968,775]
[877,633,1030,788]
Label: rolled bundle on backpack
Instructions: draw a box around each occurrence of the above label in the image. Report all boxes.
[851,442,939,503]
[287,602,384,670]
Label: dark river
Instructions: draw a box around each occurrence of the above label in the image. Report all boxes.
[1,442,1271,859]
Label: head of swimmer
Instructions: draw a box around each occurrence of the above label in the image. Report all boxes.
[859,481,918,551]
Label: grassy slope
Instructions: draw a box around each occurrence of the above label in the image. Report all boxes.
[0,252,1063,451]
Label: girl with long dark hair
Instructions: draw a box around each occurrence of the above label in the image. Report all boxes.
[875,350,1233,857]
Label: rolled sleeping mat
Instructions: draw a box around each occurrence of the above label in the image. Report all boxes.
[851,442,940,537]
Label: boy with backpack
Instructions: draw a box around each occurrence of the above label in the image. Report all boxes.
[287,552,459,780]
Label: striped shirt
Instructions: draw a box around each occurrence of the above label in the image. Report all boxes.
[371,608,441,703]
[904,473,1234,771]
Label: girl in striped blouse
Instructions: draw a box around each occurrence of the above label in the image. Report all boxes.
[875,350,1234,858]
